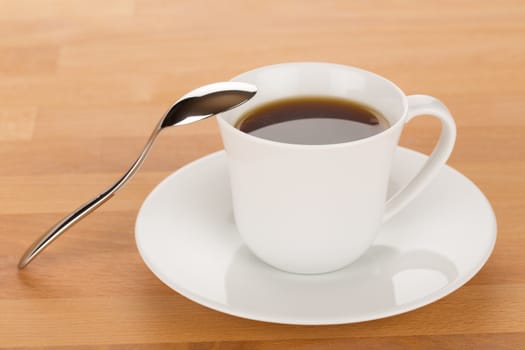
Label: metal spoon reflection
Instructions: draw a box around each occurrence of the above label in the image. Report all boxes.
[18,82,257,269]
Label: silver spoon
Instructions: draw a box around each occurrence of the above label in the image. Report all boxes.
[18,82,257,269]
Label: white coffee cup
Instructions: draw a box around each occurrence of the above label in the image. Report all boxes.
[217,62,456,274]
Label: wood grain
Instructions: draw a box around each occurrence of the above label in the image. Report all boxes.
[1,0,524,348]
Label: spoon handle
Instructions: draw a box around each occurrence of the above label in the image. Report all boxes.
[18,126,161,269]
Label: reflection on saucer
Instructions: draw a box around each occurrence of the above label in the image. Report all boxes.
[225,245,458,319]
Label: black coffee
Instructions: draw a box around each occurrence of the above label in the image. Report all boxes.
[235,96,390,145]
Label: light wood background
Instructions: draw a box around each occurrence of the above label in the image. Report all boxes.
[1,0,524,348]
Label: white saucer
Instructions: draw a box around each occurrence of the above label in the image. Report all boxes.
[135,147,496,325]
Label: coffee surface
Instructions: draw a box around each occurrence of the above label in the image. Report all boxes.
[235,96,390,145]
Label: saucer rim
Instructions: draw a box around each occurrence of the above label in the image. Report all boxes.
[135,147,497,325]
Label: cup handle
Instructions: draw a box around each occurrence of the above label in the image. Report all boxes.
[383,95,456,222]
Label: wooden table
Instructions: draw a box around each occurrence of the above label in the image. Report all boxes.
[1,1,524,348]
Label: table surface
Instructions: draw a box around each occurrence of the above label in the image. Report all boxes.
[1,0,524,348]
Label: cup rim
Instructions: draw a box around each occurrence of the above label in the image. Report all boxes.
[218,62,408,149]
